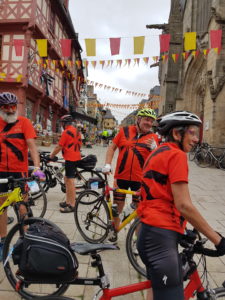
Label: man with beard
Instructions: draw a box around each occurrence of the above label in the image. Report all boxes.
[0,92,41,261]
[103,108,159,232]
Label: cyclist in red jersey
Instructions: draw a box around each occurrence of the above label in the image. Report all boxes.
[103,108,159,231]
[137,111,225,300]
[0,92,42,261]
[50,115,82,213]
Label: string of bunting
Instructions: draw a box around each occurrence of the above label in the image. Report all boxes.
[87,79,162,99]
[10,30,222,59]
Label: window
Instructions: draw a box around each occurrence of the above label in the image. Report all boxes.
[49,6,55,34]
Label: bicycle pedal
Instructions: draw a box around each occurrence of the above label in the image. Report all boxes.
[107,231,118,243]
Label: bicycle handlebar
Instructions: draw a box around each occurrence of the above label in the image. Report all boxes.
[180,229,221,257]
[0,176,38,184]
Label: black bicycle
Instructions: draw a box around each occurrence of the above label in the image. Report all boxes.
[38,152,104,194]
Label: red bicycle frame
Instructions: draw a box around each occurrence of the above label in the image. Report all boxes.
[184,269,205,300]
[98,269,206,300]
[99,280,151,300]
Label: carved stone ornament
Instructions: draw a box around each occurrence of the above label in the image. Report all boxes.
[211,0,225,22]
[207,68,225,101]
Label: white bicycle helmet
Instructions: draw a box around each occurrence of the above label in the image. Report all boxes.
[0,92,18,105]
[157,111,202,135]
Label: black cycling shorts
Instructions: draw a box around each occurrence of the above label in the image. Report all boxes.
[113,179,141,203]
[137,223,184,300]
[65,160,77,178]
[0,171,27,194]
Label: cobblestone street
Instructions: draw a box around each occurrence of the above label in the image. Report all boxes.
[0,144,225,300]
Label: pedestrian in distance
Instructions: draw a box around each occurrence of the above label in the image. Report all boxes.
[0,92,43,261]
[49,114,82,213]
[137,111,225,300]
[103,108,159,231]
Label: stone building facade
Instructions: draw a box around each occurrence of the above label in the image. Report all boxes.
[151,0,225,146]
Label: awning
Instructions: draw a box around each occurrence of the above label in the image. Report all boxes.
[71,111,97,125]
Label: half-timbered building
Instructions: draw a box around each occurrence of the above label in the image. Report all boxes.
[0,0,84,133]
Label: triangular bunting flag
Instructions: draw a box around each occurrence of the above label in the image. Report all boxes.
[91,61,97,68]
[143,57,149,64]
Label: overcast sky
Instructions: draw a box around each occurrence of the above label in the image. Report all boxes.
[69,0,171,123]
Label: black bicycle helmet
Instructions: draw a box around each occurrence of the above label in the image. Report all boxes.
[157,111,202,135]
[0,92,18,105]
[60,114,73,123]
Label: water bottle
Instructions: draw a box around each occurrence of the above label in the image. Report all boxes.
[112,204,119,217]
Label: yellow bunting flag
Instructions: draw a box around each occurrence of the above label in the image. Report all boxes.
[67,60,72,67]
[99,60,105,69]
[203,49,210,56]
[133,36,145,55]
[213,48,221,54]
[36,39,47,57]
[184,32,196,51]
[60,60,64,67]
[91,61,97,68]
[85,39,96,56]
[172,54,179,62]
[143,57,149,64]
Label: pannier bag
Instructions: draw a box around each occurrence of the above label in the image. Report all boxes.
[76,154,97,170]
[12,221,78,282]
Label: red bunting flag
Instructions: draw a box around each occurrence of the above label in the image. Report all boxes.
[110,38,121,55]
[13,39,24,56]
[159,34,171,53]
[210,29,222,49]
[60,39,72,57]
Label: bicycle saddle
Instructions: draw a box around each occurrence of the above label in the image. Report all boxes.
[70,242,119,255]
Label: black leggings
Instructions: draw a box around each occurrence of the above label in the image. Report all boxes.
[137,223,184,300]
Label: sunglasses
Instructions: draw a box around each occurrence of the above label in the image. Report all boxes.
[0,104,17,111]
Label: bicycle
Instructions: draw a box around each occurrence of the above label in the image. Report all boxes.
[0,176,47,219]
[39,152,104,194]
[73,169,146,276]
[3,224,225,299]
[196,144,225,170]
[74,169,140,244]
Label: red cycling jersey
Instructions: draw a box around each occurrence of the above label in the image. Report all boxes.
[59,125,82,161]
[113,125,159,182]
[0,116,36,172]
[137,142,188,234]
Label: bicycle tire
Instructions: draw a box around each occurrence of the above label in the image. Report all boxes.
[126,218,146,277]
[28,183,47,218]
[205,287,225,299]
[74,190,110,243]
[218,156,225,171]
[3,217,69,299]
[195,149,212,168]
[189,147,197,161]
[75,170,104,194]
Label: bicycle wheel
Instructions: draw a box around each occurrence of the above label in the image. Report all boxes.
[3,217,69,299]
[28,183,47,217]
[126,218,146,277]
[74,190,110,243]
[218,156,225,171]
[75,170,104,194]
[207,287,225,299]
[195,149,212,168]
